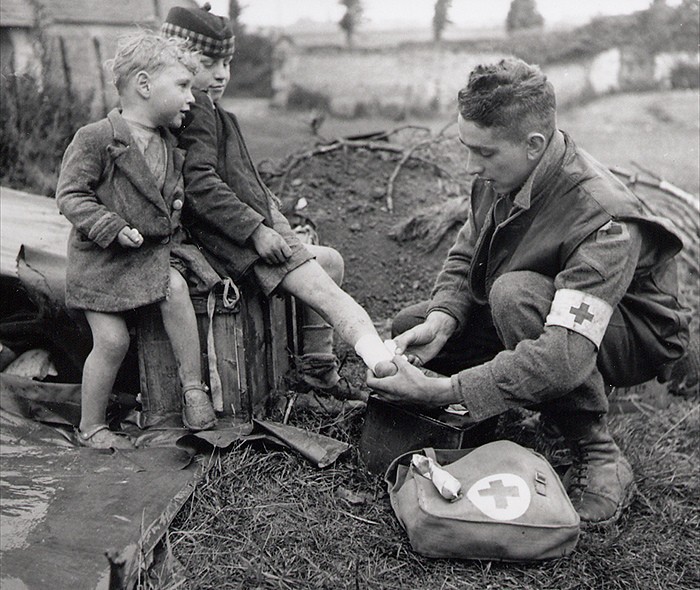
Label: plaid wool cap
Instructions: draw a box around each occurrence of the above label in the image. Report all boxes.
[161,3,235,58]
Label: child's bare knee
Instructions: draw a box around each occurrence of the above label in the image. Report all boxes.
[93,326,130,359]
[310,245,344,284]
[165,268,190,302]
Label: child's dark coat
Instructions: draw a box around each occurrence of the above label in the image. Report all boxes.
[178,91,278,280]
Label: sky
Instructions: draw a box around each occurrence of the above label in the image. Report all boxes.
[203,0,677,30]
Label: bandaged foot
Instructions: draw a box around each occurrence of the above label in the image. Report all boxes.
[354,334,398,377]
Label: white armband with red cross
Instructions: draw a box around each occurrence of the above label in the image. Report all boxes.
[545,289,613,348]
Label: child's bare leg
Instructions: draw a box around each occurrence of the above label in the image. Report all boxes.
[279,259,396,376]
[303,243,344,324]
[159,268,202,388]
[299,245,345,388]
[81,311,130,431]
[159,268,216,430]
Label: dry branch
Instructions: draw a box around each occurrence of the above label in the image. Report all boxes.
[385,133,455,212]
[265,122,461,208]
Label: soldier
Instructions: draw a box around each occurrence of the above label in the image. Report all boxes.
[369,58,691,526]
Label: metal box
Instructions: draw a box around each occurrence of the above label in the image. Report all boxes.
[359,395,498,474]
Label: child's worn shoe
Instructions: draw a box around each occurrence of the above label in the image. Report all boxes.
[182,384,217,431]
[77,424,135,449]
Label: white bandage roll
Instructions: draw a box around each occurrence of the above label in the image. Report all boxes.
[354,334,395,373]
[411,454,462,501]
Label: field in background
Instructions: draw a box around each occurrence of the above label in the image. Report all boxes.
[226,89,700,195]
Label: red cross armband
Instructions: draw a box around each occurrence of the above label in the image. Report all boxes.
[544,289,613,348]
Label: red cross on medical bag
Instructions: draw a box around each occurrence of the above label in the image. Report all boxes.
[385,440,580,561]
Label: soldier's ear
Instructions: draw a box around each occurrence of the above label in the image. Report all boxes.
[134,71,151,98]
[526,132,547,160]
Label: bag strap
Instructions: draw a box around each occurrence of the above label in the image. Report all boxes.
[424,448,437,462]
[206,278,241,413]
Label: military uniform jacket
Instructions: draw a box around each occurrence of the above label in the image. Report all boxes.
[56,109,218,312]
[178,91,276,280]
[427,130,691,420]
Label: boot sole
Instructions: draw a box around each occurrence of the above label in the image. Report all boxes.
[579,481,637,530]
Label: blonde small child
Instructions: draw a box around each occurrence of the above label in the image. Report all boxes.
[56,32,220,447]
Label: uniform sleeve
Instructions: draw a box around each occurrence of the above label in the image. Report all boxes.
[55,127,128,248]
[179,94,265,246]
[451,220,644,421]
[426,211,478,329]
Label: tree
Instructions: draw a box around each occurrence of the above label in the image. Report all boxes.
[506,0,544,33]
[339,0,363,48]
[634,0,673,54]
[432,0,453,42]
[669,0,700,53]
[228,0,244,36]
[225,0,274,97]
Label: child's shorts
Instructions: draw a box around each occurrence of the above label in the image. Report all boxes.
[252,208,314,296]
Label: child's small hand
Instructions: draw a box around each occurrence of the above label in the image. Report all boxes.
[117,226,144,248]
[251,224,292,264]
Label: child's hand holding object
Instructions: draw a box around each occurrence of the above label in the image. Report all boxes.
[118,226,144,248]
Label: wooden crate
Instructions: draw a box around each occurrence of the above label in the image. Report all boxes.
[137,278,300,425]
[359,396,499,474]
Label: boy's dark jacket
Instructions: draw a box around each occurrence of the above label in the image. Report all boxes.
[56,109,218,312]
[177,90,276,280]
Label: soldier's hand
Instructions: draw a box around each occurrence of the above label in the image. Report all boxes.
[366,355,458,407]
[393,311,457,367]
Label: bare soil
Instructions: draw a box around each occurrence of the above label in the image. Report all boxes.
[247,89,699,332]
[262,138,469,323]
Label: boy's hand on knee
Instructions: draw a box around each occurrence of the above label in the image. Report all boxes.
[117,226,144,248]
[251,224,292,264]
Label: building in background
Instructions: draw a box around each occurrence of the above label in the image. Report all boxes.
[0,0,198,114]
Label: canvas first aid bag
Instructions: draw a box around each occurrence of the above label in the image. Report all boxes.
[385,440,580,561]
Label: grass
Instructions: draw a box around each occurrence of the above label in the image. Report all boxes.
[161,382,699,589]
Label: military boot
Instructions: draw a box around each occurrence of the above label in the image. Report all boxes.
[556,413,636,527]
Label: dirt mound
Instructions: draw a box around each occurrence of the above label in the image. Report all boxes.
[262,132,472,322]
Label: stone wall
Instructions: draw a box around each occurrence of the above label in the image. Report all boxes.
[272,42,698,118]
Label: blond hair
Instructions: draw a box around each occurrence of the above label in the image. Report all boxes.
[106,31,200,92]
